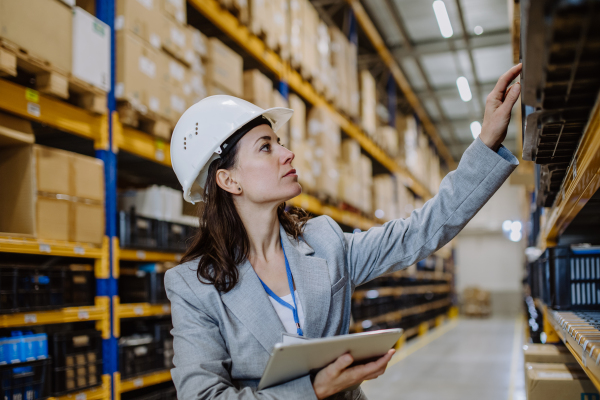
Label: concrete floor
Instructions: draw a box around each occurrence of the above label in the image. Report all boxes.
[362,318,526,400]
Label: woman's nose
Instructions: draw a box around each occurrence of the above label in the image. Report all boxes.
[281,146,295,164]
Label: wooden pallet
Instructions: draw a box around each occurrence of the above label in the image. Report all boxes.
[0,39,107,114]
[117,101,173,141]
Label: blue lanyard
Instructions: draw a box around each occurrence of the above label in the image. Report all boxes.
[257,239,304,336]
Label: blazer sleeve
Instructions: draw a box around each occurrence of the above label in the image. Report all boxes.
[164,269,318,400]
[339,137,519,287]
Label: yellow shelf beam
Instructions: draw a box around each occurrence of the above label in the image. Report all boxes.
[49,375,111,400]
[115,122,172,167]
[0,297,109,333]
[353,284,451,301]
[0,79,107,146]
[118,370,172,393]
[0,235,105,259]
[344,0,455,169]
[188,0,432,199]
[387,270,453,282]
[117,302,171,319]
[288,193,376,230]
[119,248,182,263]
[543,97,600,247]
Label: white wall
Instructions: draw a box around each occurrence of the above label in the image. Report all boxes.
[455,181,527,293]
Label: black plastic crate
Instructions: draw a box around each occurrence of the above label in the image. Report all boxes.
[119,267,167,304]
[163,222,194,251]
[0,359,51,400]
[50,330,102,395]
[540,246,600,310]
[63,265,95,307]
[0,266,65,314]
[119,210,194,252]
[119,336,164,379]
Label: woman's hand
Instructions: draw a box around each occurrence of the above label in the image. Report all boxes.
[479,63,522,152]
[312,349,395,399]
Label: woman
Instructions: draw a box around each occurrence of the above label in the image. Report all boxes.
[166,64,523,399]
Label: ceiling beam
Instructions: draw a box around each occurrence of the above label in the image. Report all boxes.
[391,29,510,58]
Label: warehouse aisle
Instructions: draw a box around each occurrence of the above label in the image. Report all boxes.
[362,318,525,400]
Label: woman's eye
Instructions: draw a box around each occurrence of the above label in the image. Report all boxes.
[260,143,270,152]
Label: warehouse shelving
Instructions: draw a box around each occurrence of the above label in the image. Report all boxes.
[0,235,107,259]
[540,99,600,248]
[0,79,108,147]
[351,297,452,332]
[188,0,433,200]
[117,370,173,393]
[538,300,600,392]
[343,0,455,169]
[117,303,171,319]
[115,122,172,167]
[353,284,451,301]
[48,375,111,400]
[119,248,182,263]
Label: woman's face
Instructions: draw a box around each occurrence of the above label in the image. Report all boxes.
[231,124,301,204]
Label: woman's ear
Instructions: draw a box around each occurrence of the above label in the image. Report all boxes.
[216,169,242,195]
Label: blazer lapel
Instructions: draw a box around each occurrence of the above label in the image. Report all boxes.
[280,225,332,339]
[220,259,286,354]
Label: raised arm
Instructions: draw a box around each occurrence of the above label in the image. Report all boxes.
[339,64,523,287]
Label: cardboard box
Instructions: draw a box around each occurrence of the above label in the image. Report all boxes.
[71,153,104,202]
[523,344,575,364]
[115,31,161,114]
[72,7,111,92]
[115,0,162,49]
[243,70,272,109]
[347,42,360,118]
[272,89,289,147]
[35,146,71,195]
[301,1,319,80]
[72,202,104,244]
[288,93,306,152]
[160,0,186,25]
[206,83,233,97]
[342,139,361,165]
[308,106,341,199]
[0,113,36,237]
[525,363,598,400]
[160,13,194,65]
[189,26,208,59]
[377,126,399,157]
[360,70,377,136]
[289,0,304,70]
[360,154,373,214]
[37,196,70,241]
[373,174,395,221]
[292,141,316,193]
[329,27,347,113]
[205,38,243,97]
[0,0,72,73]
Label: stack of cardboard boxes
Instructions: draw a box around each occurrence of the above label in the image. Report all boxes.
[115,0,213,138]
[307,106,341,200]
[0,113,105,245]
[0,0,110,111]
[373,175,396,221]
[360,70,377,137]
[523,344,598,399]
[339,139,362,210]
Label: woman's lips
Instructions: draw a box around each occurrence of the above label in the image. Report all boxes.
[284,169,297,177]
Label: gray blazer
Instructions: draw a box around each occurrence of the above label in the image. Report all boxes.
[165,137,518,399]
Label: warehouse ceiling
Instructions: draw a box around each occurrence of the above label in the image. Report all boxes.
[313,0,518,161]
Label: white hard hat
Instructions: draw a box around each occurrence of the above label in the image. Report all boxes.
[171,95,293,203]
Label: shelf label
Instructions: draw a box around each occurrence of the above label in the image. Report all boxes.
[25,88,39,103]
[78,311,89,320]
[74,246,85,255]
[155,149,165,162]
[136,250,146,260]
[76,393,87,400]
[133,378,144,387]
[134,306,144,316]
[162,305,170,313]
[27,102,40,117]
[39,244,51,253]
[24,314,37,323]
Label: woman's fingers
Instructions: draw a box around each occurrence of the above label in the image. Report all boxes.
[497,82,521,115]
[489,63,522,104]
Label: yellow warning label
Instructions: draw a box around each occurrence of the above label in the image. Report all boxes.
[25,88,39,103]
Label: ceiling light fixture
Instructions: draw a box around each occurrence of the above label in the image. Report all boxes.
[433,1,453,38]
[470,121,482,138]
[456,76,472,102]
[474,26,483,35]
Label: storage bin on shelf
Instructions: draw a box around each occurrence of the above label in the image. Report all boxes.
[50,329,102,395]
[119,264,168,305]
[119,320,173,379]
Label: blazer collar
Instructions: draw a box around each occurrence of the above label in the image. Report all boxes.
[220,224,331,355]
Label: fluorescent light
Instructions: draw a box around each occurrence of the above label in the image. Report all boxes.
[457,76,472,101]
[502,220,512,232]
[433,1,453,38]
[509,230,522,242]
[474,26,483,35]
[470,121,482,139]
[511,221,522,232]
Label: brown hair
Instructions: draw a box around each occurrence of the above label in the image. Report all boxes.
[180,128,311,293]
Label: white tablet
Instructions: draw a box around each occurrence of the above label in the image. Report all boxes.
[258,328,403,390]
